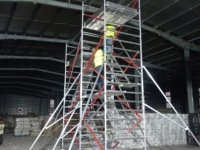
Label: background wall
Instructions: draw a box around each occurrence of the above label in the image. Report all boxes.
[144,73,189,113]
[0,93,49,115]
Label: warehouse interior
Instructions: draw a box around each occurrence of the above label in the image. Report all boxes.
[0,0,200,150]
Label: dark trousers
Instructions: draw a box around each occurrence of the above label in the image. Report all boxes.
[95,65,104,90]
[95,65,112,91]
[106,38,113,53]
[0,134,3,145]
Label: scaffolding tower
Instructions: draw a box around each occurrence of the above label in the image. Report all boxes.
[29,0,200,150]
[78,0,146,149]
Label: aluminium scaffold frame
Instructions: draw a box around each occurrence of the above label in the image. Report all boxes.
[29,0,200,150]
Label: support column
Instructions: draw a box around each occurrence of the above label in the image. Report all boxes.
[56,91,59,107]
[135,69,140,109]
[184,46,194,113]
[39,98,42,115]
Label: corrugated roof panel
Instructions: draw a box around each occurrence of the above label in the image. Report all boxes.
[26,22,47,35]
[173,20,200,37]
[180,0,200,8]
[141,0,173,21]
[149,3,185,27]
[161,11,199,33]
[14,3,35,19]
[34,5,58,21]
[41,24,57,37]
[8,19,27,33]
[0,18,9,31]
[0,3,13,15]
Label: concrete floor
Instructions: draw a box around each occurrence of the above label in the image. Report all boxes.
[0,134,199,150]
[150,145,199,150]
[0,134,59,150]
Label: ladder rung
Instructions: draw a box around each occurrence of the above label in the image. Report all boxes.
[117,30,140,38]
[107,90,141,95]
[107,99,142,103]
[113,46,140,53]
[107,109,143,113]
[109,136,145,140]
[106,117,141,121]
[107,63,140,69]
[109,82,141,88]
[106,127,144,131]
[83,40,98,45]
[114,38,140,46]
[83,32,101,38]
[107,54,141,62]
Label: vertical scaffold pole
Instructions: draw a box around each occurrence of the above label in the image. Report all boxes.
[62,43,67,149]
[138,0,147,149]
[79,2,84,150]
[103,0,107,150]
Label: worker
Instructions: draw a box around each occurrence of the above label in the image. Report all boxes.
[105,23,116,53]
[93,47,104,90]
[0,120,5,145]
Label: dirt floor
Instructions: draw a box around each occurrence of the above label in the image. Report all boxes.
[0,134,199,150]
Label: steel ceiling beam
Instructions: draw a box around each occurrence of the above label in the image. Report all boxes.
[154,3,200,29]
[1,1,198,53]
[179,28,200,38]
[1,0,198,68]
[188,36,200,42]
[0,55,65,63]
[143,42,166,52]
[0,63,168,71]
[0,76,63,86]
[0,81,62,91]
[0,33,68,43]
[0,0,97,12]
[149,52,178,64]
[144,46,174,59]
[143,62,169,71]
[129,21,200,52]
[159,57,182,65]
[166,17,200,34]
[0,68,63,76]
[0,33,79,45]
[0,88,47,98]
[142,0,182,23]
[0,55,169,71]
[143,37,157,44]
[0,85,49,95]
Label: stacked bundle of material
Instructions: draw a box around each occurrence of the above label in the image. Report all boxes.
[23,118,31,135]
[30,117,40,136]
[14,118,31,136]
[14,118,24,136]
[145,113,188,146]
